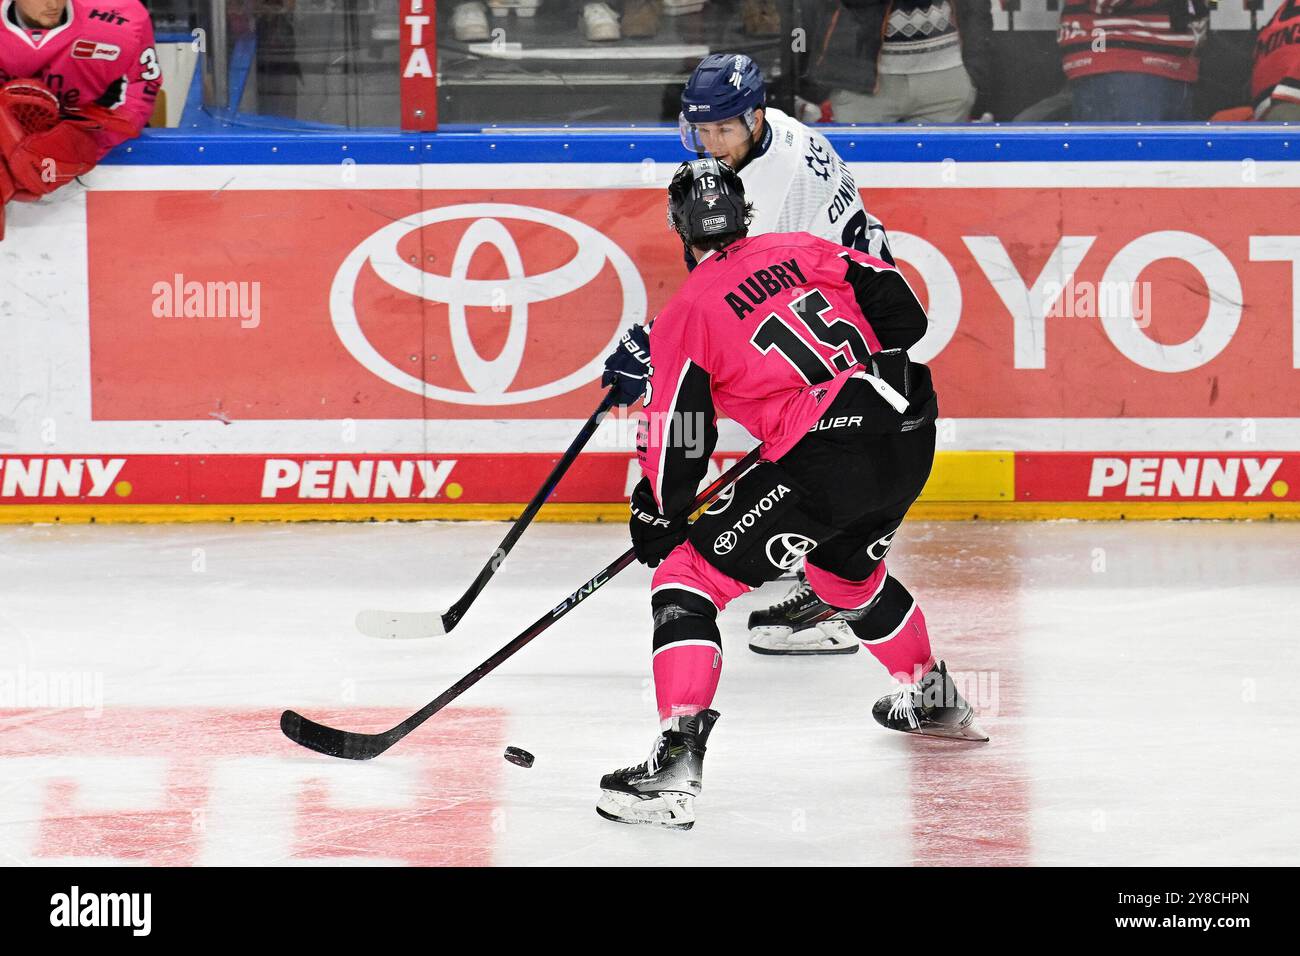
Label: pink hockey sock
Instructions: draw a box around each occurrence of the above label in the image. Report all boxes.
[648,542,744,724]
[805,560,936,682]
[860,599,936,683]
[652,642,722,726]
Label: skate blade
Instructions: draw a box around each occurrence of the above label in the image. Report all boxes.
[596,789,696,830]
[899,720,990,743]
[749,642,858,656]
[747,624,858,656]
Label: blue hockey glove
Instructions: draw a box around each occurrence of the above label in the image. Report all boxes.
[601,325,652,407]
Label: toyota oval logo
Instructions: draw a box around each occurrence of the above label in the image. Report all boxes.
[713,530,738,555]
[704,484,736,516]
[867,529,897,562]
[330,204,646,406]
[766,533,817,571]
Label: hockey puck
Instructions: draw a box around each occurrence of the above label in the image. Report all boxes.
[503,746,534,768]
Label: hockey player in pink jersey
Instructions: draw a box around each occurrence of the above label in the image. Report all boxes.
[597,159,986,830]
[677,53,897,656]
[0,0,159,235]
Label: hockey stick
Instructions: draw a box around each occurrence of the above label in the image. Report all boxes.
[355,389,620,640]
[282,446,763,760]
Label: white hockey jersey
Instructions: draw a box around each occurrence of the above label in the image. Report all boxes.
[738,107,891,262]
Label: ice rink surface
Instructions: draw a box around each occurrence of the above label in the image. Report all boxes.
[2,518,1297,866]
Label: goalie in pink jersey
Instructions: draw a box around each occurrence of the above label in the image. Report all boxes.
[0,0,159,236]
[596,158,987,830]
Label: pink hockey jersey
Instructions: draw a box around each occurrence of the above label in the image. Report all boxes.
[0,0,159,158]
[638,231,930,514]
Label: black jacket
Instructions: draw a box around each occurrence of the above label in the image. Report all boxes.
[800,0,994,114]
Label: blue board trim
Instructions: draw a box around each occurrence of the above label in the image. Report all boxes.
[104,123,1300,166]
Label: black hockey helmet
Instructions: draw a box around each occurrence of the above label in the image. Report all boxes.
[666,157,749,248]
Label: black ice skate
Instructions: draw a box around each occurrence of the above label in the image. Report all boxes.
[747,575,858,655]
[872,660,989,742]
[596,710,720,830]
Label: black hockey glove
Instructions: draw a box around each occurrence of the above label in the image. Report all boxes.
[629,477,687,567]
[601,325,652,407]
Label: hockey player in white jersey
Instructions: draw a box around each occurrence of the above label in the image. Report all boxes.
[678,52,891,656]
[679,52,891,264]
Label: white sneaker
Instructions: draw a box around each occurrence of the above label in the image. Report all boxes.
[581,2,621,40]
[663,0,705,14]
[487,0,540,17]
[452,1,490,40]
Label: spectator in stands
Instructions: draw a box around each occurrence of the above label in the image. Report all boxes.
[448,0,664,44]
[452,0,777,43]
[1251,0,1300,121]
[807,0,993,123]
[1059,0,1209,121]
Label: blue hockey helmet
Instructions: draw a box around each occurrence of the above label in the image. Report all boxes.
[679,53,766,152]
[666,157,749,247]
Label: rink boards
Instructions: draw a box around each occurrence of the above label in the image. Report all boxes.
[3,126,1300,520]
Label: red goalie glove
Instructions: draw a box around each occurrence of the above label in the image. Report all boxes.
[0,79,63,237]
[0,79,61,138]
[0,79,102,201]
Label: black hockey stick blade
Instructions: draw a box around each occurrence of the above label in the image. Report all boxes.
[280,709,394,760]
[284,446,763,759]
[354,390,620,640]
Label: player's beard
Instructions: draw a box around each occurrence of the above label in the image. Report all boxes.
[20,1,67,28]
[711,121,763,173]
[713,145,748,171]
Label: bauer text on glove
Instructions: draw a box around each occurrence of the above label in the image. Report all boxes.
[601,325,653,407]
[629,477,687,567]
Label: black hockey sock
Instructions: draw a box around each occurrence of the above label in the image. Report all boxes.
[651,587,721,654]
[839,574,916,643]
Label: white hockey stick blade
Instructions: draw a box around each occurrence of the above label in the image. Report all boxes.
[355,608,448,639]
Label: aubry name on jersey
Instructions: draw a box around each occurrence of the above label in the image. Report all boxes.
[723,257,808,319]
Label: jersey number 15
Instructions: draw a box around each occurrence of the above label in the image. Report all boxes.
[750,288,871,384]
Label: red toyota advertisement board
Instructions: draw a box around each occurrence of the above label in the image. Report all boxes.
[87,190,669,421]
[85,186,1300,424]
